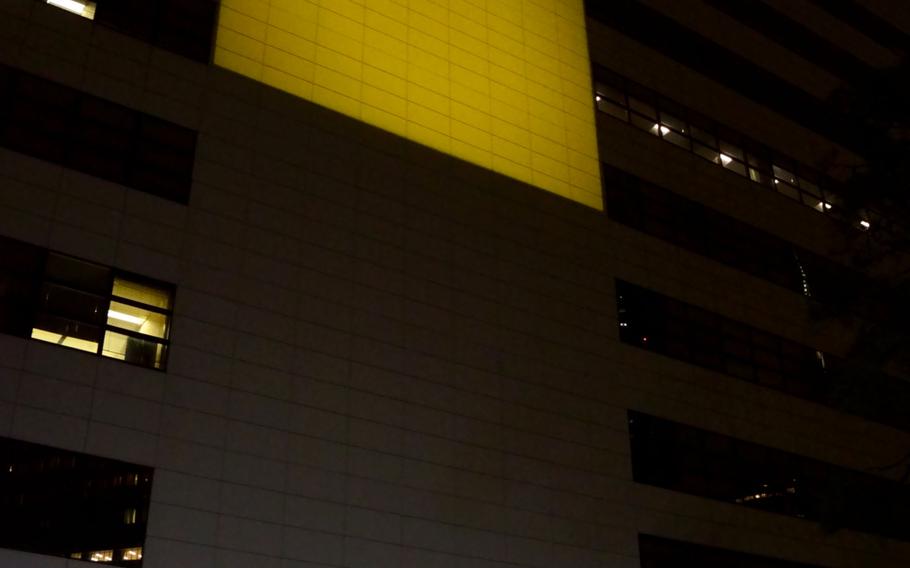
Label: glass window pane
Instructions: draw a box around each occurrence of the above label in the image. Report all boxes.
[36,283,107,326]
[102,330,167,369]
[690,126,716,148]
[799,178,821,197]
[749,167,772,186]
[659,113,687,134]
[775,182,801,201]
[747,152,771,172]
[44,253,111,295]
[46,0,97,19]
[0,436,152,563]
[594,83,625,104]
[30,327,99,353]
[630,113,659,135]
[107,300,168,339]
[597,99,629,121]
[718,140,743,161]
[112,277,171,310]
[722,157,747,177]
[693,142,719,163]
[772,164,798,186]
[662,129,690,149]
[628,96,656,119]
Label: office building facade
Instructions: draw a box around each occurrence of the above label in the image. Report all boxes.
[0,0,908,566]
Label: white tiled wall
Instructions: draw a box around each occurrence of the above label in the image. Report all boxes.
[0,2,909,568]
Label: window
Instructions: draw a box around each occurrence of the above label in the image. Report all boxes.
[628,411,910,541]
[46,0,96,19]
[0,239,44,338]
[615,279,910,431]
[0,64,196,204]
[42,0,217,64]
[101,276,172,369]
[602,165,855,297]
[0,234,173,370]
[591,66,869,222]
[0,436,153,566]
[639,534,824,568]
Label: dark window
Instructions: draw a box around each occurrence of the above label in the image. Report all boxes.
[603,165,859,303]
[0,436,153,565]
[40,0,218,64]
[0,64,195,204]
[616,280,910,431]
[0,234,173,370]
[584,1,883,157]
[593,67,864,221]
[0,239,44,338]
[629,411,910,542]
[639,534,825,568]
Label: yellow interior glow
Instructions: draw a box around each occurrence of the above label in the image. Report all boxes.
[30,329,98,353]
[214,0,601,209]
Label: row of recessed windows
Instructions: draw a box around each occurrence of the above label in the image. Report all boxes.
[616,280,910,432]
[42,0,218,64]
[0,235,174,370]
[0,436,152,565]
[593,66,876,230]
[602,165,859,303]
[0,64,196,204]
[639,534,823,568]
[629,411,910,542]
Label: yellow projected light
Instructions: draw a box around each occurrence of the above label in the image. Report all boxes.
[215,0,601,209]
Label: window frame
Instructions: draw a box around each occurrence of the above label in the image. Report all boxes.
[592,66,872,223]
[13,243,175,371]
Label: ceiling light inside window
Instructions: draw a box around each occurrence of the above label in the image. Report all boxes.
[719,153,732,165]
[108,310,145,325]
[860,220,871,229]
[595,94,602,102]
[47,0,96,19]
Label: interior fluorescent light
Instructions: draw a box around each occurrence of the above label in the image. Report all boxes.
[659,125,670,135]
[719,153,732,165]
[108,310,145,325]
[47,0,86,14]
[860,220,871,229]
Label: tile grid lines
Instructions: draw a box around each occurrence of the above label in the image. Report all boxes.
[6,390,633,517]
[215,0,601,206]
[0,154,612,342]
[1,161,892,470]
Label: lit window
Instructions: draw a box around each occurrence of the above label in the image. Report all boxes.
[101,277,172,370]
[718,141,746,176]
[89,550,113,562]
[772,164,798,186]
[46,0,96,20]
[124,508,137,525]
[594,84,629,121]
[122,547,143,561]
[28,252,173,370]
[655,113,689,149]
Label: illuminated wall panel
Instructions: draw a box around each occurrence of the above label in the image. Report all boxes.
[215,0,602,209]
